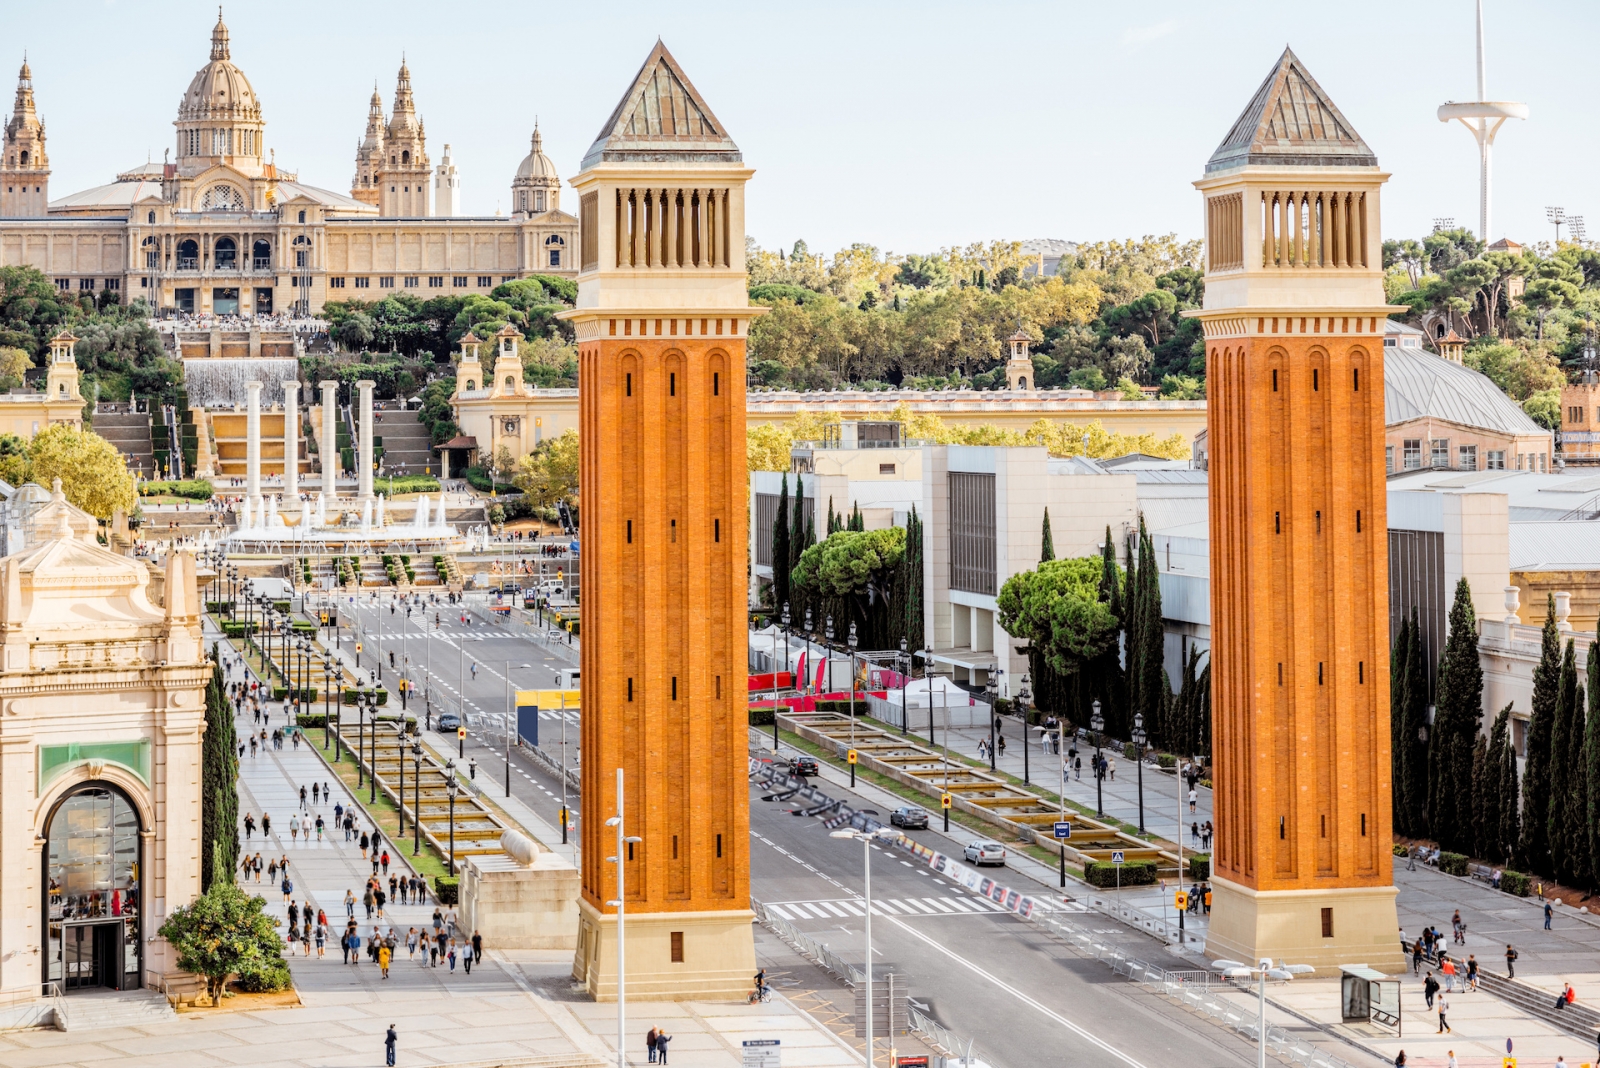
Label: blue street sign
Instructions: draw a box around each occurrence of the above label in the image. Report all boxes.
[1111,850,1125,864]
[1053,821,1071,840]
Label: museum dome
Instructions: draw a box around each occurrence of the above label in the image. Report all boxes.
[515,125,558,180]
[176,10,261,124]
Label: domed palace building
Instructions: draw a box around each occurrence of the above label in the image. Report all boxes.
[0,11,576,317]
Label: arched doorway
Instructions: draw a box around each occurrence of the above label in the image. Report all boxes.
[43,784,143,992]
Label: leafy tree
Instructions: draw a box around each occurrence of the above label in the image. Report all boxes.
[998,556,1120,680]
[1519,595,1561,876]
[511,429,579,510]
[1067,366,1106,391]
[200,657,238,891]
[1103,289,1179,348]
[1159,374,1204,399]
[0,345,28,390]
[791,527,906,648]
[1424,228,1485,274]
[1522,389,1561,431]
[28,425,135,519]
[1040,508,1054,563]
[771,475,791,613]
[158,844,288,1002]
[1428,579,1483,854]
[1383,238,1426,287]
[334,311,375,351]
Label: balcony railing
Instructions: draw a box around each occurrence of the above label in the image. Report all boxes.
[253,258,272,270]
[175,257,198,270]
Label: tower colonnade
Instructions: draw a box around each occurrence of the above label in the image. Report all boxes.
[613,187,731,270]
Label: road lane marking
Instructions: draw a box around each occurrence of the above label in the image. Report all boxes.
[880,910,1153,1068]
[819,901,849,917]
[925,897,958,913]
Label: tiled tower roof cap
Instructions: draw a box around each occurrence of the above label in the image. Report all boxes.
[580,40,741,170]
[1206,47,1376,174]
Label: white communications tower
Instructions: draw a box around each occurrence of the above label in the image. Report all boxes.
[1437,0,1528,241]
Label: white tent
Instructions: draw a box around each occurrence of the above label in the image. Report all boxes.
[899,675,973,707]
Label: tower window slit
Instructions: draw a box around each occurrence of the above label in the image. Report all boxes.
[671,676,678,700]
[1318,662,1324,685]
[1321,814,1327,838]
[1275,511,1280,534]
[671,518,677,543]
[1359,661,1365,684]
[1316,510,1321,533]
[1278,662,1283,686]
[713,372,719,396]
[1272,369,1278,392]
[1354,368,1360,391]
[1357,510,1362,533]
[1279,816,1286,840]
[670,372,676,396]
[714,518,720,542]
[627,842,635,861]
[716,675,722,699]
[1361,813,1367,836]
[626,373,632,397]
[627,520,632,543]
[1313,368,1319,391]
[716,834,723,858]
[672,836,679,860]
[627,678,633,701]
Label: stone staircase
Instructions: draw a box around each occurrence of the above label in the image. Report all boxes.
[1478,970,1600,1039]
[54,989,178,1031]
[92,411,157,479]
[375,406,435,477]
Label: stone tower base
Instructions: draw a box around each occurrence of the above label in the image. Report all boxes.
[571,899,756,1001]
[1206,876,1406,975]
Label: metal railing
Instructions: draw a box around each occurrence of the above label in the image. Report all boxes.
[752,899,863,985]
[0,982,60,1031]
[908,1004,979,1065]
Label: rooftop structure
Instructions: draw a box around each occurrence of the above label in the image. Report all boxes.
[1436,0,1528,240]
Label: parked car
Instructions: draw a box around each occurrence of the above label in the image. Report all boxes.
[789,755,820,778]
[963,841,1007,866]
[437,712,462,731]
[889,806,929,829]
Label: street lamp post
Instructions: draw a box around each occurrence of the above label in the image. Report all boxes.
[1090,699,1105,818]
[605,768,642,1068]
[1057,703,1068,888]
[847,621,859,788]
[410,740,423,856]
[1131,711,1147,834]
[830,829,878,1068]
[924,644,936,747]
[1018,674,1032,785]
[366,692,378,805]
[397,727,408,836]
[898,637,909,737]
[445,758,459,875]
[985,671,998,771]
[776,602,791,754]
[356,685,367,790]
[1212,959,1314,1068]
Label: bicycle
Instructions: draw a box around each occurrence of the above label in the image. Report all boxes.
[747,985,771,1004]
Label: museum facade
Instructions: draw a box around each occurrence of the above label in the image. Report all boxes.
[0,12,577,317]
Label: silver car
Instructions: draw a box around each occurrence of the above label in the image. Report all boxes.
[963,841,1006,866]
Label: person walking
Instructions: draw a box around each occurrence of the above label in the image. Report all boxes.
[472,929,483,967]
[262,812,271,836]
[1436,994,1451,1034]
[1441,956,1457,993]
[1466,954,1479,991]
[1394,1051,1406,1068]
[1506,944,1518,979]
[656,1029,671,1064]
[1412,939,1424,975]
[647,1027,659,1063]
[1188,787,1197,813]
[289,813,300,843]
[364,885,375,919]
[1545,899,1554,930]
[345,889,356,918]
[378,942,392,979]
[447,938,458,972]
[315,923,326,957]
[406,927,418,960]
[375,884,387,919]
[244,813,255,839]
[1446,1051,1458,1068]
[281,873,293,904]
[381,850,390,876]
[384,1024,398,1067]
[1423,971,1439,1009]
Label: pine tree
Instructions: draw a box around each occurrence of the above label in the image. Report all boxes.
[1390,618,1415,836]
[1547,641,1581,886]
[200,656,238,891]
[1482,705,1510,863]
[1520,595,1561,877]
[1429,579,1483,854]
[1586,644,1600,891]
[1040,508,1055,562]
[772,475,791,614]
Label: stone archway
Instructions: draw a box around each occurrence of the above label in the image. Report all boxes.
[41,782,145,992]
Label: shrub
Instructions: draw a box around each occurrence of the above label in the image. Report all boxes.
[1187,855,1210,880]
[464,465,518,494]
[814,699,866,715]
[1438,851,1469,877]
[296,713,329,729]
[1499,870,1531,896]
[1392,843,1410,857]
[434,876,459,905]
[205,600,234,614]
[1156,754,1176,769]
[749,707,776,726]
[374,474,441,496]
[271,600,290,613]
[342,688,389,705]
[1084,859,1157,887]
[233,954,292,993]
[138,478,213,500]
[1123,743,1138,760]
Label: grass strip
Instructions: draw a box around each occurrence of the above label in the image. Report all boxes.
[306,730,452,883]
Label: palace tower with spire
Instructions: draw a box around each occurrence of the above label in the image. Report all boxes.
[1,59,48,217]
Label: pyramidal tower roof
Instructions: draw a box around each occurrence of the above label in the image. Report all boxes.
[1206,47,1375,174]
[580,41,741,170]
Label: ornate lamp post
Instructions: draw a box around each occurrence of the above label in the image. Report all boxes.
[1131,711,1147,833]
[356,686,368,790]
[445,758,460,876]
[846,621,858,788]
[985,671,999,771]
[1018,674,1032,785]
[410,740,423,856]
[397,726,409,836]
[776,602,791,753]
[898,637,909,736]
[366,691,378,805]
[1090,699,1105,818]
[322,657,334,750]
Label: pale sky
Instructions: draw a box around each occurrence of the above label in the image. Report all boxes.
[9,1,1590,256]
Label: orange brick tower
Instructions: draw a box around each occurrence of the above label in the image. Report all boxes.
[1194,49,1405,971]
[563,42,758,1000]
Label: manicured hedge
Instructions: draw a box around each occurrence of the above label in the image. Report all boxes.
[1084,859,1157,888]
[342,688,390,705]
[205,600,234,614]
[1187,855,1210,880]
[139,479,213,500]
[433,876,459,905]
[1499,870,1531,896]
[375,474,441,495]
[1439,851,1469,877]
[749,708,776,726]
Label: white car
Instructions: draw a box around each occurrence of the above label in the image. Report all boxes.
[963,841,1006,867]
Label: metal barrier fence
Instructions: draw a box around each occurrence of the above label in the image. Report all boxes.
[907,1004,979,1066]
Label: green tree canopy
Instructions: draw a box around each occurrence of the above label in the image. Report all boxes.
[159,845,287,1001]
[27,424,136,519]
[997,556,1120,678]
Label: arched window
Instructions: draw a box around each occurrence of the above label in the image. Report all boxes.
[199,184,243,211]
[297,210,306,224]
[214,237,237,269]
[252,240,271,270]
[504,376,515,392]
[147,211,155,224]
[20,150,29,166]
[402,150,410,165]
[176,239,199,270]
[45,784,143,991]
[466,380,477,391]
[534,190,545,212]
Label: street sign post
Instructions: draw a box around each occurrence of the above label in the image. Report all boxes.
[1053,821,1071,840]
[1111,849,1125,897]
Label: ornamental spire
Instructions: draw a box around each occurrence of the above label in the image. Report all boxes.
[211,6,230,61]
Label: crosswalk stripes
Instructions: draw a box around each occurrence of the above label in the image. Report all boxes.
[766,894,1026,921]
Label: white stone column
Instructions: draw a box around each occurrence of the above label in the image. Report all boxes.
[245,380,263,520]
[320,380,339,505]
[357,379,375,502]
[282,380,300,501]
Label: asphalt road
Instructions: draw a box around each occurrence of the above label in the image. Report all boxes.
[320,591,1328,1068]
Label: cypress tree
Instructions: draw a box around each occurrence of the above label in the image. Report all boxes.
[1390,617,1413,835]
[903,506,924,652]
[790,478,809,621]
[1119,530,1140,740]
[849,502,864,532]
[1547,642,1580,886]
[1585,644,1600,890]
[1520,595,1560,877]
[1132,520,1165,745]
[1395,613,1430,837]
[1196,657,1212,760]
[1569,682,1590,890]
[827,496,841,536]
[1498,707,1521,862]
[1429,579,1482,854]
[1482,705,1509,863]
[1040,508,1055,562]
[772,475,791,613]
[1089,528,1126,736]
[1470,733,1489,859]
[200,656,238,891]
